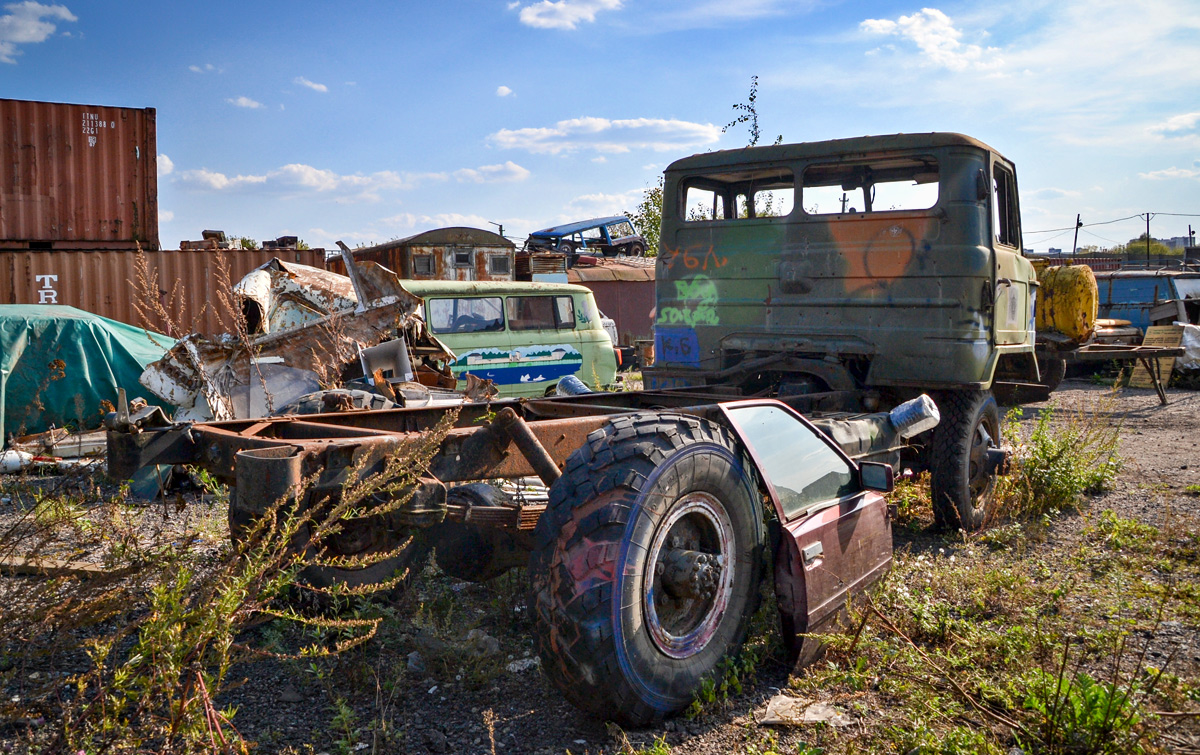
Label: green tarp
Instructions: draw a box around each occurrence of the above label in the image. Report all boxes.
[0,305,172,445]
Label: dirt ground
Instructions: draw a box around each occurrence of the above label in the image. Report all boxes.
[2,378,1198,754]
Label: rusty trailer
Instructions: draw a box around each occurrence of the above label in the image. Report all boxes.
[327,227,515,282]
[108,383,927,725]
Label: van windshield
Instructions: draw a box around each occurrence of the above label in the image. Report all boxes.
[427,297,504,334]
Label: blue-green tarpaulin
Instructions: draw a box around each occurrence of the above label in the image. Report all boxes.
[0,305,172,445]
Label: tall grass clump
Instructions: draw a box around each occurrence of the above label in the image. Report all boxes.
[996,397,1122,521]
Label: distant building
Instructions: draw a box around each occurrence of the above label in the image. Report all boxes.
[1048,247,1063,255]
[1164,236,1193,250]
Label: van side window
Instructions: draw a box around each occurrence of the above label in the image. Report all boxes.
[506,295,576,331]
[427,297,504,334]
[993,164,1020,248]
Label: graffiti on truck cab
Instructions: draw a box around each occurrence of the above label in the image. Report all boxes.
[662,245,728,273]
[658,274,719,327]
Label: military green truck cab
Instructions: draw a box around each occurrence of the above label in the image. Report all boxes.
[645,133,1037,528]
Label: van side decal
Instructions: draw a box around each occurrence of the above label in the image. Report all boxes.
[454,344,584,386]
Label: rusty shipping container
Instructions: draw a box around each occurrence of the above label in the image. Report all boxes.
[1,247,325,335]
[328,227,514,281]
[1,98,158,250]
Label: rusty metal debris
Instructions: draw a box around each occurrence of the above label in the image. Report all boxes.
[138,256,462,421]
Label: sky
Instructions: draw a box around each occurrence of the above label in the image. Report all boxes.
[2,0,1199,254]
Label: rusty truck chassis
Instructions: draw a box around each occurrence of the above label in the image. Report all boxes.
[108,386,882,535]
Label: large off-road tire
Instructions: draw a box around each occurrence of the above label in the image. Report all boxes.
[529,412,765,726]
[929,390,1001,530]
[228,493,429,604]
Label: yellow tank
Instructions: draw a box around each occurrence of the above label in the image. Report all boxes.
[1034,263,1098,344]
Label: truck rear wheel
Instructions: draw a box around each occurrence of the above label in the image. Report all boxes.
[929,390,1001,530]
[529,413,765,725]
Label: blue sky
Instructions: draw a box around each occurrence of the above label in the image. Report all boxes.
[2,0,1198,253]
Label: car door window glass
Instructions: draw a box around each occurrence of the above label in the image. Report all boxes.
[726,404,858,519]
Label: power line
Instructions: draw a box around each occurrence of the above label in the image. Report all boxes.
[1028,211,1200,235]
[1026,213,1143,235]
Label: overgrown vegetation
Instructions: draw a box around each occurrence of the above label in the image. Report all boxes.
[784,396,1198,754]
[0,411,455,753]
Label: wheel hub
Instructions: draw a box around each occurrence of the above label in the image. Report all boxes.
[643,492,735,659]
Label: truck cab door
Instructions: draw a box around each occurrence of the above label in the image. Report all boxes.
[992,161,1033,346]
[720,401,893,668]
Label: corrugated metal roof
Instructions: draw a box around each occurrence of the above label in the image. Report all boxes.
[361,227,514,252]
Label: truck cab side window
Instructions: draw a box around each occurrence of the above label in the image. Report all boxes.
[993,164,1020,248]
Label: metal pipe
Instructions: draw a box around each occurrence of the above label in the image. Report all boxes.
[491,407,562,486]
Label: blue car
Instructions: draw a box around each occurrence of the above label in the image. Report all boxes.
[524,216,647,258]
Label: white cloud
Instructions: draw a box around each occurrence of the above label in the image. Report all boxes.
[1140,167,1200,180]
[562,189,643,218]
[158,209,174,223]
[294,76,328,93]
[518,0,621,30]
[507,1,519,8]
[490,116,721,154]
[591,156,607,163]
[0,1,76,63]
[1149,112,1200,138]
[860,8,1001,71]
[189,63,216,73]
[177,168,268,191]
[157,154,174,177]
[378,213,497,232]
[227,96,264,109]
[453,161,531,183]
[496,85,513,97]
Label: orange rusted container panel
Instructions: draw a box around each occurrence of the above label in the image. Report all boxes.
[0,98,158,249]
[0,247,326,335]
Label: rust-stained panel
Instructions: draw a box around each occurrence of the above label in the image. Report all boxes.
[0,98,158,249]
[568,258,656,345]
[327,227,515,282]
[0,247,326,335]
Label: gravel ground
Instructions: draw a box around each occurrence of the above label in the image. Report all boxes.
[2,378,1198,754]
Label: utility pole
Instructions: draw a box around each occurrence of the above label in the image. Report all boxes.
[1145,213,1151,268]
[1072,214,1082,257]
[488,220,505,239]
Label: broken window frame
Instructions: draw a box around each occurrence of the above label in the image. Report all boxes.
[413,254,434,275]
[992,162,1021,249]
[489,255,512,276]
[679,167,795,222]
[800,156,940,216]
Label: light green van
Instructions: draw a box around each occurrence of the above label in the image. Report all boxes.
[400,280,619,398]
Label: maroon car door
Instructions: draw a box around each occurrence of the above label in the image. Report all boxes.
[720,401,893,666]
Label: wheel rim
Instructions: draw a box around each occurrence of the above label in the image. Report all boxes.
[643,492,735,659]
[966,414,999,515]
